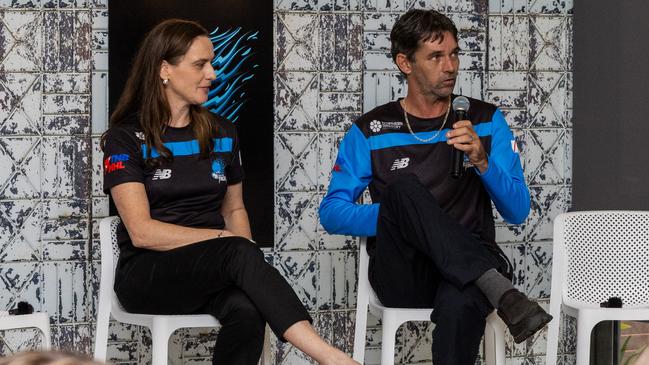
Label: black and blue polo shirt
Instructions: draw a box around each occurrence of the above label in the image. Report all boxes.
[102,112,243,260]
[319,96,529,246]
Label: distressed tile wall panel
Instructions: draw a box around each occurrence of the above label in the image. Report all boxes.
[0,73,41,135]
[273,6,363,363]
[320,14,363,71]
[0,0,97,355]
[0,10,41,72]
[0,0,572,363]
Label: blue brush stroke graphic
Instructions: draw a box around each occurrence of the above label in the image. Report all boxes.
[203,27,260,123]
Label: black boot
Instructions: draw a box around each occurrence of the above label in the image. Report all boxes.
[497,289,553,343]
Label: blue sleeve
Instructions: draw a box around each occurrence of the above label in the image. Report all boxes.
[476,109,530,224]
[319,124,379,236]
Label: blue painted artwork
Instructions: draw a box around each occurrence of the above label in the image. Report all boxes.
[203,27,260,123]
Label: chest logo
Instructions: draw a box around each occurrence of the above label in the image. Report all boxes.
[369,120,403,134]
[390,157,410,171]
[152,169,172,180]
[211,159,227,183]
[369,120,382,133]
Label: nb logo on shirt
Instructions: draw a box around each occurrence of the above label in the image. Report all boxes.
[390,157,410,171]
[152,169,172,180]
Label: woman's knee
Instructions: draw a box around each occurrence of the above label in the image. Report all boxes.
[222,237,264,263]
[219,290,265,330]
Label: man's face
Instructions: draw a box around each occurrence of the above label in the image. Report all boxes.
[402,31,460,99]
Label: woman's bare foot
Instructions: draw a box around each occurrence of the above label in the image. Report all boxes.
[320,348,360,365]
[283,321,360,365]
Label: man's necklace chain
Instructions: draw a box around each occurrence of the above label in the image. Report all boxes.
[401,96,451,143]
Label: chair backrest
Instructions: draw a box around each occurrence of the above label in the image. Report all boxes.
[554,211,649,307]
[98,216,123,312]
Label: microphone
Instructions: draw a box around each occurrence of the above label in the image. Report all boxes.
[451,96,470,179]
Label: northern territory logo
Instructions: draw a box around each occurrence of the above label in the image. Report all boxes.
[369,120,382,133]
[369,120,403,133]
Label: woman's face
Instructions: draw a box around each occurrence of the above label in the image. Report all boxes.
[161,35,216,108]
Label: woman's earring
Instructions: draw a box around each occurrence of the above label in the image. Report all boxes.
[163,78,169,85]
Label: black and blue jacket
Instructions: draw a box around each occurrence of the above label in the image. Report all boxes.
[319,96,529,246]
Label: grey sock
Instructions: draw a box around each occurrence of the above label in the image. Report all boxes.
[475,268,515,308]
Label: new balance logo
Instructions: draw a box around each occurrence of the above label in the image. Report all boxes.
[152,169,172,180]
[390,157,410,171]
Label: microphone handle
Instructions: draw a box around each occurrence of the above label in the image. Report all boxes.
[451,110,466,179]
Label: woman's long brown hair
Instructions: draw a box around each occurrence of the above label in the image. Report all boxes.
[102,19,215,163]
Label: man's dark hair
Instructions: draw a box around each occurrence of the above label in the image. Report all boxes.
[390,9,458,62]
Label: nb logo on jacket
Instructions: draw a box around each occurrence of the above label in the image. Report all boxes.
[152,169,172,180]
[390,157,410,171]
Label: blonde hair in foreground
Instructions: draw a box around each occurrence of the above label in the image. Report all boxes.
[0,351,104,365]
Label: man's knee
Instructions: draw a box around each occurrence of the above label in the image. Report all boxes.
[432,284,492,323]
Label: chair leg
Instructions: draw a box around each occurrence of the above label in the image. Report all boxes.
[151,320,172,365]
[576,313,597,365]
[485,312,506,365]
[352,303,369,363]
[484,324,496,365]
[93,312,110,361]
[545,311,562,365]
[380,314,399,365]
[259,325,271,365]
[493,322,506,365]
[33,313,51,351]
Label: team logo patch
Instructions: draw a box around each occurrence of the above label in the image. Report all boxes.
[104,154,129,174]
[211,159,227,182]
[332,157,344,173]
[369,120,382,133]
[152,169,172,180]
[390,157,410,171]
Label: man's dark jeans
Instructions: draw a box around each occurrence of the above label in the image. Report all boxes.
[369,173,511,365]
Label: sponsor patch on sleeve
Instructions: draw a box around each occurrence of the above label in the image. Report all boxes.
[332,157,344,173]
[511,140,520,154]
[104,154,130,174]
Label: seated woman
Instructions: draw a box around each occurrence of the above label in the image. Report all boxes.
[102,18,359,365]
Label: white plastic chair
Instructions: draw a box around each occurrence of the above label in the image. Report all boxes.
[94,216,270,364]
[546,211,649,365]
[353,238,507,365]
[0,312,51,350]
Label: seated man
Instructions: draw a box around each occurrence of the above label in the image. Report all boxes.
[319,9,552,365]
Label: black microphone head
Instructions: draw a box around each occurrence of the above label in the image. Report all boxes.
[452,96,470,112]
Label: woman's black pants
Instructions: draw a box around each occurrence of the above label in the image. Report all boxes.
[369,173,511,365]
[114,237,311,365]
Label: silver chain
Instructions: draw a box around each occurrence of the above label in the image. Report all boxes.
[401,97,451,143]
